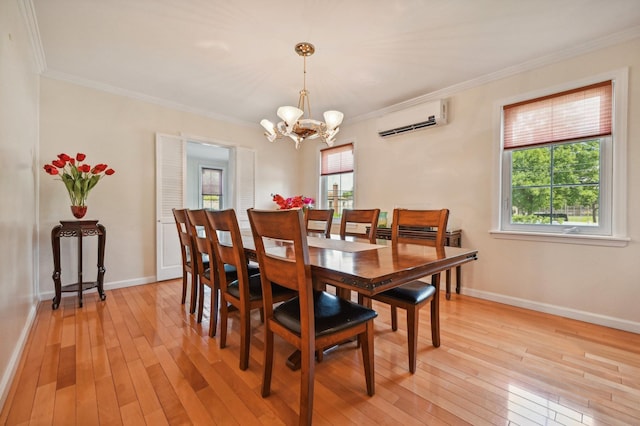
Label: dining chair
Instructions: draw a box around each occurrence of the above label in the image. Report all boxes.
[185,209,220,336]
[304,208,334,238]
[172,208,199,312]
[248,208,377,425]
[205,209,295,370]
[368,208,449,373]
[339,209,380,243]
[335,208,380,300]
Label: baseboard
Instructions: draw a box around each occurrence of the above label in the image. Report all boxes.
[38,275,158,301]
[0,301,38,411]
[462,287,640,334]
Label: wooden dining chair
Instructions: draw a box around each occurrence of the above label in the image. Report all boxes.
[368,208,449,373]
[339,208,380,243]
[336,208,380,299]
[304,208,334,238]
[205,209,295,370]
[172,208,200,312]
[248,208,377,425]
[185,209,220,336]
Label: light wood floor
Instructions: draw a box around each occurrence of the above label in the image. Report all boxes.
[2,279,640,425]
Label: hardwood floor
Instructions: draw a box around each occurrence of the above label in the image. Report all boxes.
[2,279,639,425]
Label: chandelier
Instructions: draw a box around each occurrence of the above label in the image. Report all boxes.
[260,42,344,149]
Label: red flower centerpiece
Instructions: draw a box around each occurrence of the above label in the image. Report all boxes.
[43,153,115,219]
[272,194,314,210]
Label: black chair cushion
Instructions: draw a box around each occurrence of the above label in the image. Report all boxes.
[227,274,293,302]
[210,263,259,282]
[274,290,377,338]
[378,280,436,305]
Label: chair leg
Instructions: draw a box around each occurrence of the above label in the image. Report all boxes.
[361,321,375,396]
[390,306,398,331]
[181,271,187,304]
[407,306,419,374]
[299,343,315,426]
[209,285,218,338]
[189,272,198,314]
[239,307,251,371]
[261,326,274,397]
[197,281,205,323]
[431,275,441,348]
[220,300,228,349]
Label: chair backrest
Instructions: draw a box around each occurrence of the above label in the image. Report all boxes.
[248,208,314,332]
[304,208,334,238]
[185,209,215,275]
[173,208,193,264]
[205,209,251,295]
[391,208,449,248]
[339,209,380,243]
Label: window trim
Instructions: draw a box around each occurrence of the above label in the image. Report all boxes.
[492,68,629,246]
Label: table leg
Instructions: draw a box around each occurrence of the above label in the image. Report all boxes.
[445,269,452,300]
[456,265,462,294]
[51,226,62,310]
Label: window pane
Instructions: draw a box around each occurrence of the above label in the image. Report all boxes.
[203,195,221,210]
[511,187,551,224]
[510,140,600,227]
[325,172,353,216]
[512,147,551,187]
[552,141,600,185]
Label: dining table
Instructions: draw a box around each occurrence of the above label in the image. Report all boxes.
[238,232,478,297]
[234,231,479,369]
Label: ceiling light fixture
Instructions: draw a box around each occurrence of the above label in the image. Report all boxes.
[260,42,343,149]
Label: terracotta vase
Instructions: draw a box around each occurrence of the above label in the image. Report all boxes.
[71,205,87,219]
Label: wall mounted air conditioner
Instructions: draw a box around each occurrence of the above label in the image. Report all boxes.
[376,99,448,138]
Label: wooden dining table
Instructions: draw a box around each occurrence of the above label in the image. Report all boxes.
[238,232,478,297]
[232,231,478,370]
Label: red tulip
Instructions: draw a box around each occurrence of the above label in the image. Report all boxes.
[52,159,65,168]
[105,168,115,175]
[79,164,91,173]
[76,153,86,161]
[43,164,59,175]
[92,163,108,173]
[57,153,71,161]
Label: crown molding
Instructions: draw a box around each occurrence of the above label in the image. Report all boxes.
[18,0,46,73]
[351,25,640,124]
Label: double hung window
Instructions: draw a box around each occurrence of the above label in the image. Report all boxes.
[201,167,223,210]
[500,81,614,236]
[320,143,354,217]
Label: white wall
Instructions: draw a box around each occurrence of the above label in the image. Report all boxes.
[38,77,302,297]
[0,0,40,407]
[301,38,640,332]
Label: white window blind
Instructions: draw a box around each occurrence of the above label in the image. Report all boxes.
[321,143,354,176]
[503,81,612,150]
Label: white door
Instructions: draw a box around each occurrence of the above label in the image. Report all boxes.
[155,134,256,281]
[155,133,186,281]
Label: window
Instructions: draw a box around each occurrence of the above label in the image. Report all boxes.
[201,167,223,209]
[320,143,354,217]
[500,81,615,236]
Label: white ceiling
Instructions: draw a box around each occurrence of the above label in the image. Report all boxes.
[30,0,640,127]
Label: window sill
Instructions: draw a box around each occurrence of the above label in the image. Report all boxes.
[489,230,630,247]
